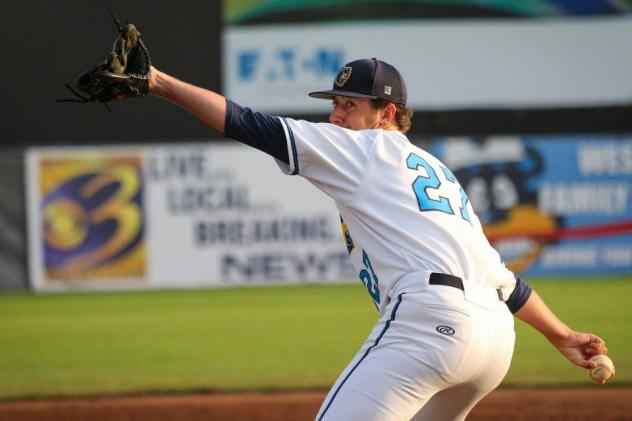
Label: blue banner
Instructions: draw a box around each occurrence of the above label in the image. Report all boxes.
[431,134,632,277]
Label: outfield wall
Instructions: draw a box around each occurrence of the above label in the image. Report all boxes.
[0,149,28,289]
[1,1,631,291]
[22,135,632,291]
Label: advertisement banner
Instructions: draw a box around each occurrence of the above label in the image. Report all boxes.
[26,143,353,291]
[431,134,632,276]
[144,143,352,286]
[26,149,147,290]
[26,136,632,289]
[223,1,632,113]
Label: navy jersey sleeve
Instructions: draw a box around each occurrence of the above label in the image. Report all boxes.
[223,99,289,165]
[505,276,532,313]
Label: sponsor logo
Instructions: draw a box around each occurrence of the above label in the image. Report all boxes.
[436,325,455,336]
[384,85,392,95]
[40,155,146,282]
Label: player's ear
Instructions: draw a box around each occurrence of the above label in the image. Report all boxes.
[380,102,397,125]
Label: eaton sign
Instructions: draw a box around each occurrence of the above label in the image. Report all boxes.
[237,48,343,82]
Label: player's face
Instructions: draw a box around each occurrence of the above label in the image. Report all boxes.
[329,96,383,130]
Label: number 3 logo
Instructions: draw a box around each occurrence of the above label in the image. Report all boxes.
[406,152,471,223]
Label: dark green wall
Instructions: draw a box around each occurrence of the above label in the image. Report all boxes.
[1,1,630,146]
[0,1,222,146]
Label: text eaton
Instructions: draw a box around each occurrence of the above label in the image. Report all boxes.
[237,48,344,81]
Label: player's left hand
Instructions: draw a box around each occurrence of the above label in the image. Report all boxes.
[57,6,151,109]
[554,331,607,369]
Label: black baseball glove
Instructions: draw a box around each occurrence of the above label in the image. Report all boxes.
[57,7,151,111]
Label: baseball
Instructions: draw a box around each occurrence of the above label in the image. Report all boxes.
[589,354,615,384]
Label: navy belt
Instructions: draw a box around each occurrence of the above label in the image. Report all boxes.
[429,273,503,301]
[429,273,463,290]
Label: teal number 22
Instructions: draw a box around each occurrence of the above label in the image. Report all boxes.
[359,250,380,304]
[406,152,471,223]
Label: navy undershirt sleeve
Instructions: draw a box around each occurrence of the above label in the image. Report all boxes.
[223,99,289,165]
[505,276,533,313]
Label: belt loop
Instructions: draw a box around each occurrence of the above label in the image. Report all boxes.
[496,289,504,302]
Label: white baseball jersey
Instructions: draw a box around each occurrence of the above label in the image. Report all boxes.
[276,118,517,314]
[224,100,522,420]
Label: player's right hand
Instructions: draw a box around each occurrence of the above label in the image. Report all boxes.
[555,331,607,369]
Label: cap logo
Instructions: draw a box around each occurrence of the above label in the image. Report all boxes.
[335,66,352,87]
[384,86,392,95]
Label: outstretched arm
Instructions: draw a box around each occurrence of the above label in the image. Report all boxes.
[147,66,290,164]
[148,65,227,133]
[514,290,607,369]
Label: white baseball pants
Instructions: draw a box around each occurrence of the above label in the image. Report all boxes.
[316,284,515,421]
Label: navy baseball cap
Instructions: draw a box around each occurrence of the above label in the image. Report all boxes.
[309,58,407,106]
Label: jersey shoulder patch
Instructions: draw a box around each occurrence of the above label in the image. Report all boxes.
[340,216,355,254]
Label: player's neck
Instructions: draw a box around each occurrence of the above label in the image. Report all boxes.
[381,122,400,132]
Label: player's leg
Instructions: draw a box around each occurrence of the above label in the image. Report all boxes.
[410,300,515,421]
[315,290,477,421]
[409,382,497,421]
[315,346,442,421]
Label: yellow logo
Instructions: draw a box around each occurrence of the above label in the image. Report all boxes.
[335,66,352,87]
[340,216,355,254]
[40,155,146,283]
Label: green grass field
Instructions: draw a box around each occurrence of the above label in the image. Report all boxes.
[0,277,630,399]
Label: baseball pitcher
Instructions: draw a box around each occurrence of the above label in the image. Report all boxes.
[64,17,611,420]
